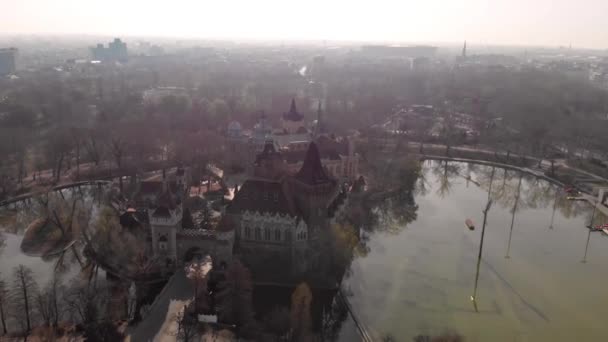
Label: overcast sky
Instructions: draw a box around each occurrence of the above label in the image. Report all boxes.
[1,0,607,49]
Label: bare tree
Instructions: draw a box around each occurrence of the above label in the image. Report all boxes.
[84,126,107,168]
[64,281,109,328]
[216,259,254,331]
[11,265,39,332]
[71,127,85,181]
[174,306,199,342]
[46,130,73,183]
[0,274,8,335]
[36,274,63,327]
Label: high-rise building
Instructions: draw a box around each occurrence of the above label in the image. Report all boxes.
[0,48,18,75]
[90,38,128,62]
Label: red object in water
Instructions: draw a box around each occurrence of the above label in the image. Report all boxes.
[465,218,475,230]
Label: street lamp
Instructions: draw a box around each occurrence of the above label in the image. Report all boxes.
[471,199,492,311]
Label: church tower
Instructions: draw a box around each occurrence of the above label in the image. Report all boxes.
[281,98,306,134]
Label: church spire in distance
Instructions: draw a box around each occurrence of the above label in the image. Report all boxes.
[462,41,467,59]
[289,98,297,114]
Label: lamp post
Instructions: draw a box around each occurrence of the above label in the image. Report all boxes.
[586,203,597,229]
[471,167,495,311]
[471,199,493,311]
[581,228,592,263]
[505,173,523,259]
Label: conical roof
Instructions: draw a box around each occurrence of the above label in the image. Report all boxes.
[295,142,332,185]
[283,98,304,122]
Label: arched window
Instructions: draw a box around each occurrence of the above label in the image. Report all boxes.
[159,235,168,251]
[275,229,281,241]
[286,230,292,242]
[255,227,261,240]
[244,226,251,239]
[264,228,271,240]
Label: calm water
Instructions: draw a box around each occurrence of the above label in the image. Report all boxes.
[0,185,108,289]
[343,161,608,341]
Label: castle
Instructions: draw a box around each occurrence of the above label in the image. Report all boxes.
[226,99,360,182]
[224,141,348,283]
[128,168,234,268]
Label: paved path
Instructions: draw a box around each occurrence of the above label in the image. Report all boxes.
[127,269,193,342]
[577,193,608,218]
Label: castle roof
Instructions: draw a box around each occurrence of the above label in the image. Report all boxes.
[295,142,333,185]
[228,179,298,217]
[157,183,177,210]
[152,206,172,218]
[254,140,283,165]
[282,147,340,164]
[282,98,304,122]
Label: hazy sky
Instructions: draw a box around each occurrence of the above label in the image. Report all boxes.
[1,0,607,48]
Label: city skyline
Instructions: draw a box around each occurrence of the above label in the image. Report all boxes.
[1,0,607,49]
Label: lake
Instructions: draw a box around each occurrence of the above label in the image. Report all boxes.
[342,161,608,341]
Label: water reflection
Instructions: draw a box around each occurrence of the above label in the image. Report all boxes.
[342,160,608,341]
[505,172,523,259]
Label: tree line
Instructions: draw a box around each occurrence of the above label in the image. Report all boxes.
[0,264,122,340]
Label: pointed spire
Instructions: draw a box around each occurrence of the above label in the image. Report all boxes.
[296,142,332,185]
[283,98,304,121]
[290,98,297,114]
[462,41,467,58]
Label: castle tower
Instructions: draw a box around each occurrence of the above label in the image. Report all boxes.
[253,140,287,180]
[291,142,339,230]
[149,174,182,262]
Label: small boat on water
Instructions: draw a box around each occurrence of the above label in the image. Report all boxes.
[465,218,475,231]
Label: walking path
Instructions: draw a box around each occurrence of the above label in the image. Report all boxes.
[420,155,565,187]
[126,269,192,342]
[577,193,608,218]
[0,179,111,207]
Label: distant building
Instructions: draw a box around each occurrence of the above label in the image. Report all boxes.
[281,99,306,134]
[0,48,18,75]
[91,38,128,62]
[224,99,359,181]
[142,86,189,105]
[360,45,437,59]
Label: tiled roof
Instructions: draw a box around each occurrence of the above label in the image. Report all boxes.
[295,142,333,185]
[254,141,283,165]
[228,179,297,217]
[152,206,171,218]
[282,148,340,164]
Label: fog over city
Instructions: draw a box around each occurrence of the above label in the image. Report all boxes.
[1,1,608,342]
[2,0,608,48]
